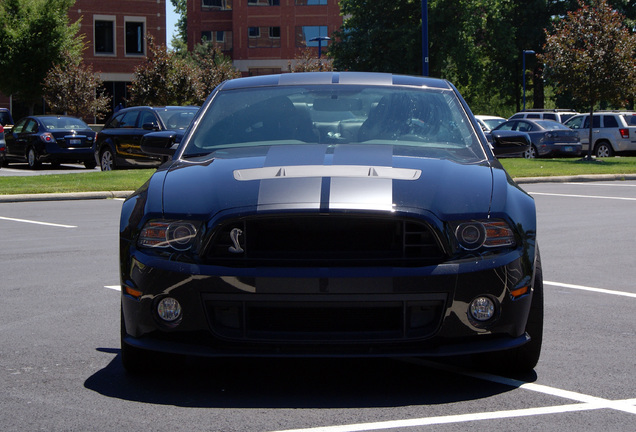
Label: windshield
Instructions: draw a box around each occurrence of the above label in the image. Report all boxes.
[156,108,198,130]
[184,85,485,163]
[40,117,91,130]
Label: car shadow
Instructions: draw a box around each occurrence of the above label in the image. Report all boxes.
[84,348,537,409]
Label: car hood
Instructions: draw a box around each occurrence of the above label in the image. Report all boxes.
[160,144,495,221]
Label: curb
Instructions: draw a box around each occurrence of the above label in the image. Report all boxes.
[0,191,134,203]
[2,174,636,203]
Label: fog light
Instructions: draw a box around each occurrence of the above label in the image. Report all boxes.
[469,296,495,321]
[157,297,181,322]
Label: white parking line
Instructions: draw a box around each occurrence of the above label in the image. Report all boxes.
[0,216,77,228]
[104,285,121,291]
[271,358,636,432]
[545,281,636,298]
[530,192,636,201]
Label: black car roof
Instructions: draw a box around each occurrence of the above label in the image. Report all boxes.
[219,72,453,91]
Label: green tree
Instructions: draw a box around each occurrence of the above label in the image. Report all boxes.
[170,0,188,50]
[43,52,111,121]
[0,0,82,113]
[189,42,241,98]
[541,0,636,158]
[329,0,422,75]
[128,36,203,106]
[288,48,334,73]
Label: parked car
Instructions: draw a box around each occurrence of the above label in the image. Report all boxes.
[491,118,582,158]
[475,115,506,131]
[509,109,578,123]
[563,111,636,157]
[0,124,6,168]
[95,106,199,171]
[0,108,14,127]
[4,115,97,169]
[120,72,542,376]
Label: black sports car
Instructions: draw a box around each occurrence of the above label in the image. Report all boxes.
[120,72,541,375]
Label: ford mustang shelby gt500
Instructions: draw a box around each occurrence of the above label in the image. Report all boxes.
[120,72,541,374]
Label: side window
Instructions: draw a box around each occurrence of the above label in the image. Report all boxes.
[119,111,140,128]
[582,116,600,128]
[602,115,618,128]
[543,113,557,120]
[24,119,39,133]
[139,111,158,128]
[527,114,540,119]
[497,122,514,131]
[12,118,28,134]
[516,121,532,132]
[565,116,583,129]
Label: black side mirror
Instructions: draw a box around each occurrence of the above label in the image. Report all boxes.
[490,130,531,156]
[140,131,178,157]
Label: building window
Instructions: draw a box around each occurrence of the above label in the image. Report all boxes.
[295,0,327,4]
[248,27,281,48]
[202,0,233,10]
[94,16,115,55]
[201,30,233,50]
[125,18,146,55]
[296,25,329,47]
[248,0,280,5]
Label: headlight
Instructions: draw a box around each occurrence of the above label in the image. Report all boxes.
[453,219,516,250]
[138,219,199,251]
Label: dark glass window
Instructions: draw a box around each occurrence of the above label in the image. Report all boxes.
[202,0,233,9]
[125,21,144,55]
[95,20,114,54]
[603,115,618,128]
[248,0,279,5]
[296,0,327,4]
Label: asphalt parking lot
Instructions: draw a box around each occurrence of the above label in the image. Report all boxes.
[0,180,634,431]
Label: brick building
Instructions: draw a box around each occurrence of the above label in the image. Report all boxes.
[187,0,342,76]
[0,0,166,118]
[1,0,343,119]
[68,0,167,110]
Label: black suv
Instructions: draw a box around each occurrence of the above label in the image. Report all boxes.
[95,106,198,170]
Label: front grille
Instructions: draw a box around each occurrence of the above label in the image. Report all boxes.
[204,294,446,342]
[205,215,444,267]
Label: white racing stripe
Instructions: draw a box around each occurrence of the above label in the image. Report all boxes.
[0,216,77,228]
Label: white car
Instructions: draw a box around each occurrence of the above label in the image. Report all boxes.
[475,115,506,131]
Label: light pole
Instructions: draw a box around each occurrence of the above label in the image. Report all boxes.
[522,49,535,111]
[422,0,428,76]
[309,36,331,59]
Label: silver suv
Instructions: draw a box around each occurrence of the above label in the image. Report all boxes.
[509,109,578,123]
[563,111,636,157]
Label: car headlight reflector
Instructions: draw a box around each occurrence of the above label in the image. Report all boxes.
[138,220,198,251]
[454,219,515,250]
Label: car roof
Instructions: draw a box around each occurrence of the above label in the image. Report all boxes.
[218,72,454,91]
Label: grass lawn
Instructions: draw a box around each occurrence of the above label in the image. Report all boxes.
[2,157,636,195]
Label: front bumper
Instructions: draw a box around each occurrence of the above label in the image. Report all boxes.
[121,250,535,358]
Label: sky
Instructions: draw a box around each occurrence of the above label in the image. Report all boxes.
[165,2,178,48]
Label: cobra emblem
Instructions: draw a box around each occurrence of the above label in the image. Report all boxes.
[228,228,244,253]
